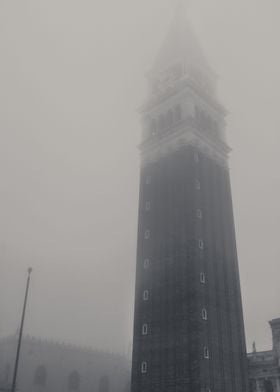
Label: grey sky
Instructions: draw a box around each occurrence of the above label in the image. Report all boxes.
[0,0,279,354]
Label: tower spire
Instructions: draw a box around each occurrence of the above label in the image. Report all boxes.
[175,0,185,19]
[151,0,212,79]
[131,4,248,392]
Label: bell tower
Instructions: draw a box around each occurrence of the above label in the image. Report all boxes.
[131,7,248,392]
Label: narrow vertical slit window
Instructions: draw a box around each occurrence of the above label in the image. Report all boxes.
[144,259,150,270]
[202,308,208,320]
[142,324,148,335]
[143,290,149,301]
[141,362,147,374]
[196,180,201,190]
[144,230,150,240]
[145,202,151,211]
[145,176,151,185]
[196,209,202,219]
[204,346,210,359]
[198,239,204,250]
[200,272,206,284]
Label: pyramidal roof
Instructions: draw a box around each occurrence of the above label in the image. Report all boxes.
[152,4,213,77]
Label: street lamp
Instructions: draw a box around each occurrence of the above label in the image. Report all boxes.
[10,268,33,392]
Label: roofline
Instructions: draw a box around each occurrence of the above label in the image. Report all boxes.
[139,79,227,117]
[247,350,274,355]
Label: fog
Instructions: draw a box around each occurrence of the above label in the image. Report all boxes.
[0,0,279,354]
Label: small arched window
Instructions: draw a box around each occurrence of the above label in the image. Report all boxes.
[143,290,149,301]
[144,259,150,270]
[198,239,204,250]
[144,230,150,239]
[202,308,208,320]
[200,272,206,284]
[141,362,147,374]
[68,371,80,391]
[142,324,148,335]
[99,375,110,392]
[34,365,47,386]
[204,346,210,359]
[145,201,151,211]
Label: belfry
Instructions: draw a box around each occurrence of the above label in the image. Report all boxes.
[131,6,248,392]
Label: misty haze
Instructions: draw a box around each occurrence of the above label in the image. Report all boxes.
[0,1,280,392]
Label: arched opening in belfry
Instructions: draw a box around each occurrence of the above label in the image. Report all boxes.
[99,375,110,392]
[68,370,80,391]
[264,379,274,392]
[34,365,47,386]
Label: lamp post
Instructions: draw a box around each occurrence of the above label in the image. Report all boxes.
[11,268,33,392]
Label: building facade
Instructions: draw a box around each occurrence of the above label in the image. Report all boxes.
[0,336,130,392]
[131,6,248,392]
[248,319,280,392]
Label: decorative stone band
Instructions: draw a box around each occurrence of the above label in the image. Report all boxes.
[139,122,231,169]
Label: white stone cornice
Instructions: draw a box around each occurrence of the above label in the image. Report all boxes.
[139,124,230,169]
